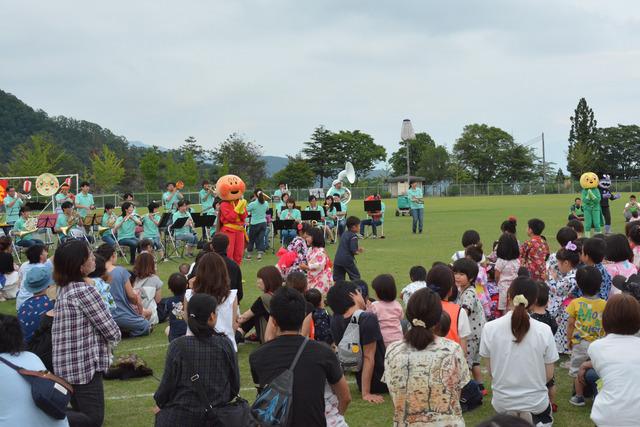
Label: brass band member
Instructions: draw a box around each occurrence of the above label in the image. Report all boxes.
[100,203,118,246]
[163,182,184,213]
[11,206,43,248]
[114,201,142,265]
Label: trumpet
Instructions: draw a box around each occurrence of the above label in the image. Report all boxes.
[17,192,31,200]
[257,190,271,201]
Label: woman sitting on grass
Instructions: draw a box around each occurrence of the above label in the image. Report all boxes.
[385,287,469,426]
[154,293,240,427]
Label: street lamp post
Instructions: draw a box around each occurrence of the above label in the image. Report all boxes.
[401,119,416,186]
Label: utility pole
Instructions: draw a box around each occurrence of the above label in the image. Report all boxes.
[542,132,546,188]
[401,119,416,188]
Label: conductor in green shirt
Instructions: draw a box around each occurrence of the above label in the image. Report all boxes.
[406,180,424,234]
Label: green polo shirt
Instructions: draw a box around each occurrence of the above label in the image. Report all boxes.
[3,196,23,223]
[407,187,424,210]
[143,213,161,238]
[247,200,268,225]
[115,216,136,240]
[75,193,94,218]
[172,211,193,236]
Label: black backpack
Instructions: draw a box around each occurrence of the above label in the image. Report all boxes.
[251,337,309,426]
[460,380,483,412]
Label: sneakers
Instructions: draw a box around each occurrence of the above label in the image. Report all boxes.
[257,252,263,261]
[569,395,585,406]
[245,253,252,260]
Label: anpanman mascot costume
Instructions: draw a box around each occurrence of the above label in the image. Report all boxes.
[216,175,248,265]
[580,172,602,237]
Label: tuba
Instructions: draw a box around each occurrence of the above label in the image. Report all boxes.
[335,161,356,204]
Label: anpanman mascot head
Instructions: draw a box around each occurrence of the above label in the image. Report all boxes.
[580,172,599,189]
[215,175,246,201]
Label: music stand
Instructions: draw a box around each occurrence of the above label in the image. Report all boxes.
[194,213,216,243]
[171,217,188,230]
[301,211,322,222]
[364,200,382,212]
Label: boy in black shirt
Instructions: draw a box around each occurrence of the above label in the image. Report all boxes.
[250,287,351,426]
[333,216,364,282]
[530,281,558,411]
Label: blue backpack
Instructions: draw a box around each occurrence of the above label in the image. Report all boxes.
[251,338,308,426]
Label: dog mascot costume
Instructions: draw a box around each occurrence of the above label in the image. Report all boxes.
[580,172,602,237]
[599,174,620,234]
[216,174,248,265]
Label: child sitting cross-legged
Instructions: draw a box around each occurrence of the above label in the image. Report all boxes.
[567,266,607,407]
[369,274,404,348]
[530,281,558,412]
[163,272,188,341]
[452,258,486,391]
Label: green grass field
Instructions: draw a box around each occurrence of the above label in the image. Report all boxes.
[3,193,620,426]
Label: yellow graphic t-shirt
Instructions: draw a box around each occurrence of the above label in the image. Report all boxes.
[566,296,607,344]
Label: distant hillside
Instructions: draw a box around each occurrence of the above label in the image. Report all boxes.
[263,156,288,176]
[0,89,146,184]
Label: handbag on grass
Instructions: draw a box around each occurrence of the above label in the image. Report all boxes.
[0,356,73,420]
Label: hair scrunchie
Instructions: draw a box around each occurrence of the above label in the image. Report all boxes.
[513,294,528,306]
[565,241,577,251]
[412,319,426,328]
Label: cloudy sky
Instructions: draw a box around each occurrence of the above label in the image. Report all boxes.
[2,1,639,170]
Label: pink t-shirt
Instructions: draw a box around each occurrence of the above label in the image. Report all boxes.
[606,260,638,297]
[369,300,404,348]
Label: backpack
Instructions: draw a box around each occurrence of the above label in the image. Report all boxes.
[337,310,364,372]
[460,380,483,412]
[251,337,309,426]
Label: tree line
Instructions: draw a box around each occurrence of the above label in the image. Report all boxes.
[3,88,637,193]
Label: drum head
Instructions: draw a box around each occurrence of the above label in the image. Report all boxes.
[35,173,60,197]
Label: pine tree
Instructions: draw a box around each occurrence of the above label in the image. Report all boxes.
[567,98,599,178]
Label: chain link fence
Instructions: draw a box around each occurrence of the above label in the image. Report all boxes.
[11,180,640,211]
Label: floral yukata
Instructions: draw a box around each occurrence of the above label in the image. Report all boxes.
[306,246,333,294]
[520,235,550,281]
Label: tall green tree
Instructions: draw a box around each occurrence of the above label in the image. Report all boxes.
[213,133,266,187]
[389,132,437,176]
[302,126,343,187]
[8,132,65,176]
[416,144,451,184]
[567,98,599,178]
[330,130,387,179]
[90,145,125,192]
[180,152,199,188]
[272,155,316,188]
[597,125,640,179]
[453,124,537,182]
[139,148,162,191]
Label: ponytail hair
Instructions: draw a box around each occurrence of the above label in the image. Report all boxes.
[405,288,442,350]
[254,189,265,204]
[507,277,538,343]
[186,293,218,340]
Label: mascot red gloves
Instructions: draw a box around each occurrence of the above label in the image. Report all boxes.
[216,175,248,264]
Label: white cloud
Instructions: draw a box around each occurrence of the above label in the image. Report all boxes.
[1,0,639,170]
